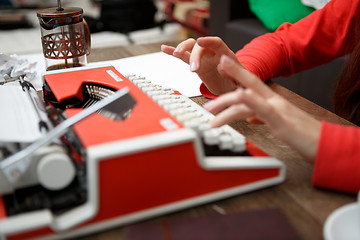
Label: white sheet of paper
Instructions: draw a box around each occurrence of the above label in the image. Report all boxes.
[108,52,202,97]
[0,85,43,142]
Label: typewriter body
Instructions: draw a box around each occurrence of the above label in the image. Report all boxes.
[0,65,285,240]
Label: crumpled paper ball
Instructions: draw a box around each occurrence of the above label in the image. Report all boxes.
[0,53,37,85]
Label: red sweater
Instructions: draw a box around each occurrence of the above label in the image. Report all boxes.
[202,0,360,194]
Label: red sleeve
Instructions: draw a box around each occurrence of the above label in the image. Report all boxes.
[200,0,360,97]
[312,121,360,194]
[236,0,360,81]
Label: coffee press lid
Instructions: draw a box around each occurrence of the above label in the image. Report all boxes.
[37,7,84,30]
[37,7,83,18]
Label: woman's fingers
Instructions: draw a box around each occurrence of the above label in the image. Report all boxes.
[217,54,288,129]
[241,87,321,160]
[187,37,227,72]
[173,38,197,58]
[197,37,235,57]
[210,103,254,128]
[202,54,320,161]
[160,44,175,55]
[190,37,238,73]
[240,88,284,131]
[204,88,254,127]
[204,88,244,114]
[189,42,208,72]
[161,44,191,64]
[219,55,274,98]
[161,38,197,65]
[189,41,222,72]
[203,55,285,129]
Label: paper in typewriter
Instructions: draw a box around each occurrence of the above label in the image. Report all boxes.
[0,85,45,143]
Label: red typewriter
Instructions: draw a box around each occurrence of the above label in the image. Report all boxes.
[0,65,285,239]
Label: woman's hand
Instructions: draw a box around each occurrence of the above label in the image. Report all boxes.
[161,37,244,95]
[203,55,321,161]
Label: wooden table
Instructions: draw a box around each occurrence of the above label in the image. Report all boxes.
[82,42,356,240]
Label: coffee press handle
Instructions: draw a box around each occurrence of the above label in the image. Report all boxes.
[83,18,91,55]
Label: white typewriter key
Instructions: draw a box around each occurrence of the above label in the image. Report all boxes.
[169,108,186,116]
[136,84,152,90]
[125,73,136,78]
[152,95,169,101]
[132,79,149,83]
[232,136,247,152]
[163,103,183,111]
[183,119,200,129]
[133,80,149,85]
[167,95,181,100]
[199,116,212,124]
[176,99,186,104]
[131,75,146,80]
[178,108,196,117]
[144,91,158,97]
[148,90,168,96]
[150,85,163,90]
[219,134,234,150]
[160,95,177,101]
[198,123,211,132]
[161,87,173,91]
[163,90,175,95]
[176,112,197,122]
[135,82,150,86]
[157,99,175,106]
[140,86,157,92]
[186,121,210,133]
[191,110,204,119]
[203,128,222,145]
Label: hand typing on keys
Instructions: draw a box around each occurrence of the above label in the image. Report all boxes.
[126,74,247,155]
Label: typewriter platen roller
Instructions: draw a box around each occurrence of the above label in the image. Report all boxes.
[0,65,285,239]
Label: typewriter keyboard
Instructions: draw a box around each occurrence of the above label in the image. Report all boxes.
[126,74,247,156]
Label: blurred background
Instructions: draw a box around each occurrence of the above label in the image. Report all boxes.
[0,0,184,55]
[0,0,343,112]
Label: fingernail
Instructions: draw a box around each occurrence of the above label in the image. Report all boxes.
[221,55,235,67]
[203,100,215,110]
[235,87,244,94]
[234,87,245,99]
[174,46,182,54]
[190,61,198,72]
